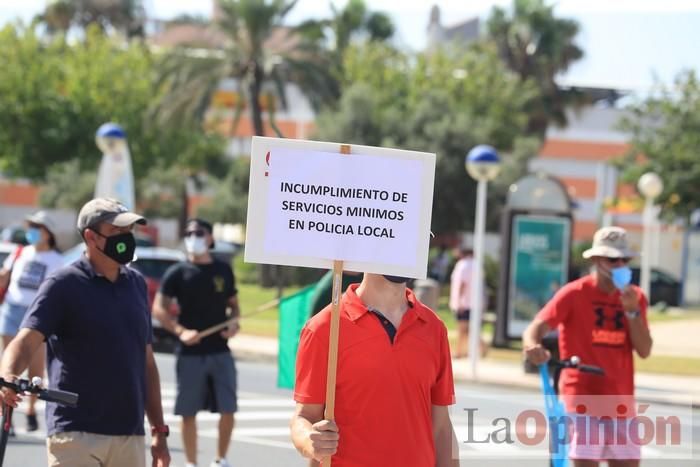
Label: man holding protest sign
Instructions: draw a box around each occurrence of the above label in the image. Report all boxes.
[290,273,459,466]
[244,137,453,465]
[153,218,240,467]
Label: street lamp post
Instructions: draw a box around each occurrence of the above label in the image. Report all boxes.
[466,145,501,379]
[637,172,663,300]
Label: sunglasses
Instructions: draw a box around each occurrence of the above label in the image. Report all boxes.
[604,257,631,265]
[184,230,206,238]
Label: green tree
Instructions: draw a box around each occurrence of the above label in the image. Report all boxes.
[297,0,394,82]
[154,0,337,137]
[39,0,146,38]
[618,70,700,220]
[485,0,584,137]
[0,24,226,214]
[328,0,394,52]
[197,157,251,224]
[315,43,539,233]
[38,159,97,210]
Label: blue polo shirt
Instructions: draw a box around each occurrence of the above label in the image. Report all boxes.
[21,255,152,436]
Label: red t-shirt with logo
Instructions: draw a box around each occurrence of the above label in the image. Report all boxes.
[536,275,648,413]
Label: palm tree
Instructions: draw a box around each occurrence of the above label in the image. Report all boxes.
[297,0,395,81]
[329,0,394,53]
[153,0,337,139]
[39,0,145,38]
[41,0,75,35]
[153,0,338,287]
[486,0,585,137]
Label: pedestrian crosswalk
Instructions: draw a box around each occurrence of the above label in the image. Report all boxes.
[10,383,696,463]
[160,383,298,450]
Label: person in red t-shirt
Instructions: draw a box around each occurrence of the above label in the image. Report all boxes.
[289,273,459,467]
[523,226,652,467]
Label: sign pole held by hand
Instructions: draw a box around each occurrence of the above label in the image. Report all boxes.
[322,144,350,467]
[244,136,436,467]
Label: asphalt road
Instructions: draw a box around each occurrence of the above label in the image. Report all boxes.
[2,353,697,466]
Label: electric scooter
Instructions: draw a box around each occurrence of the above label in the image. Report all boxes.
[0,377,78,467]
[539,356,604,467]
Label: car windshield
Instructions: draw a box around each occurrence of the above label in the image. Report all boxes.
[130,258,178,279]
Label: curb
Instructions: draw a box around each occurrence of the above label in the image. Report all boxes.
[229,335,700,409]
[452,372,699,409]
[231,348,277,364]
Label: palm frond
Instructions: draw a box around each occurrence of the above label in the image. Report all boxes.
[151,48,229,128]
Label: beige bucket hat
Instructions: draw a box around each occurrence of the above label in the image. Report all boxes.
[582,226,637,259]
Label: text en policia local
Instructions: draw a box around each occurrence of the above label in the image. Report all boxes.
[278,182,409,239]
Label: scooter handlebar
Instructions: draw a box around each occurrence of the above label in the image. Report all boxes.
[577,364,605,376]
[0,378,78,408]
[38,388,79,408]
[550,356,605,376]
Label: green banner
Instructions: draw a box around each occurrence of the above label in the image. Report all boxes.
[508,215,570,338]
[277,284,316,389]
[277,272,362,389]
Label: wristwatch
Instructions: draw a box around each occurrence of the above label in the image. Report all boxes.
[151,424,170,437]
[625,310,640,320]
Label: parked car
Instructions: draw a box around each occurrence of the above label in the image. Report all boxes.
[631,267,681,307]
[0,225,27,246]
[63,244,186,352]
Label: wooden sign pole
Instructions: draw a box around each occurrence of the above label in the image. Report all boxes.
[321,144,350,467]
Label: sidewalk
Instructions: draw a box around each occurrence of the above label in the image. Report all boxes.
[646,317,700,357]
[229,333,700,408]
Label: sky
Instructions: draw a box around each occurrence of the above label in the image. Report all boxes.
[1,0,699,91]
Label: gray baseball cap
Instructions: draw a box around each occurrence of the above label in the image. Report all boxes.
[77,198,146,232]
[25,211,57,235]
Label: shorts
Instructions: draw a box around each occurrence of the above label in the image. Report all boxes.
[568,414,642,460]
[0,302,28,336]
[175,352,238,416]
[454,309,471,322]
[47,432,145,467]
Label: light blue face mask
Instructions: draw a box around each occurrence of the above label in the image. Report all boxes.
[25,227,42,246]
[611,266,632,290]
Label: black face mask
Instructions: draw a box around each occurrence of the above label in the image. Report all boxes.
[383,275,409,284]
[93,231,136,265]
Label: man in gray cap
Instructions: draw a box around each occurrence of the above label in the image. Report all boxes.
[523,226,652,466]
[0,198,171,466]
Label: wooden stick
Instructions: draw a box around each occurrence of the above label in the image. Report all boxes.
[321,144,350,467]
[195,317,239,340]
[189,296,278,341]
[244,297,280,317]
[322,259,343,467]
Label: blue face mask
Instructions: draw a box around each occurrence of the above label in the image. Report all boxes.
[611,266,632,290]
[25,227,42,246]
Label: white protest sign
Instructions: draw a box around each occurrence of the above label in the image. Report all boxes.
[245,137,436,279]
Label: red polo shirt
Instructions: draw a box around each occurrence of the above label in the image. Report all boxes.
[294,284,455,467]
